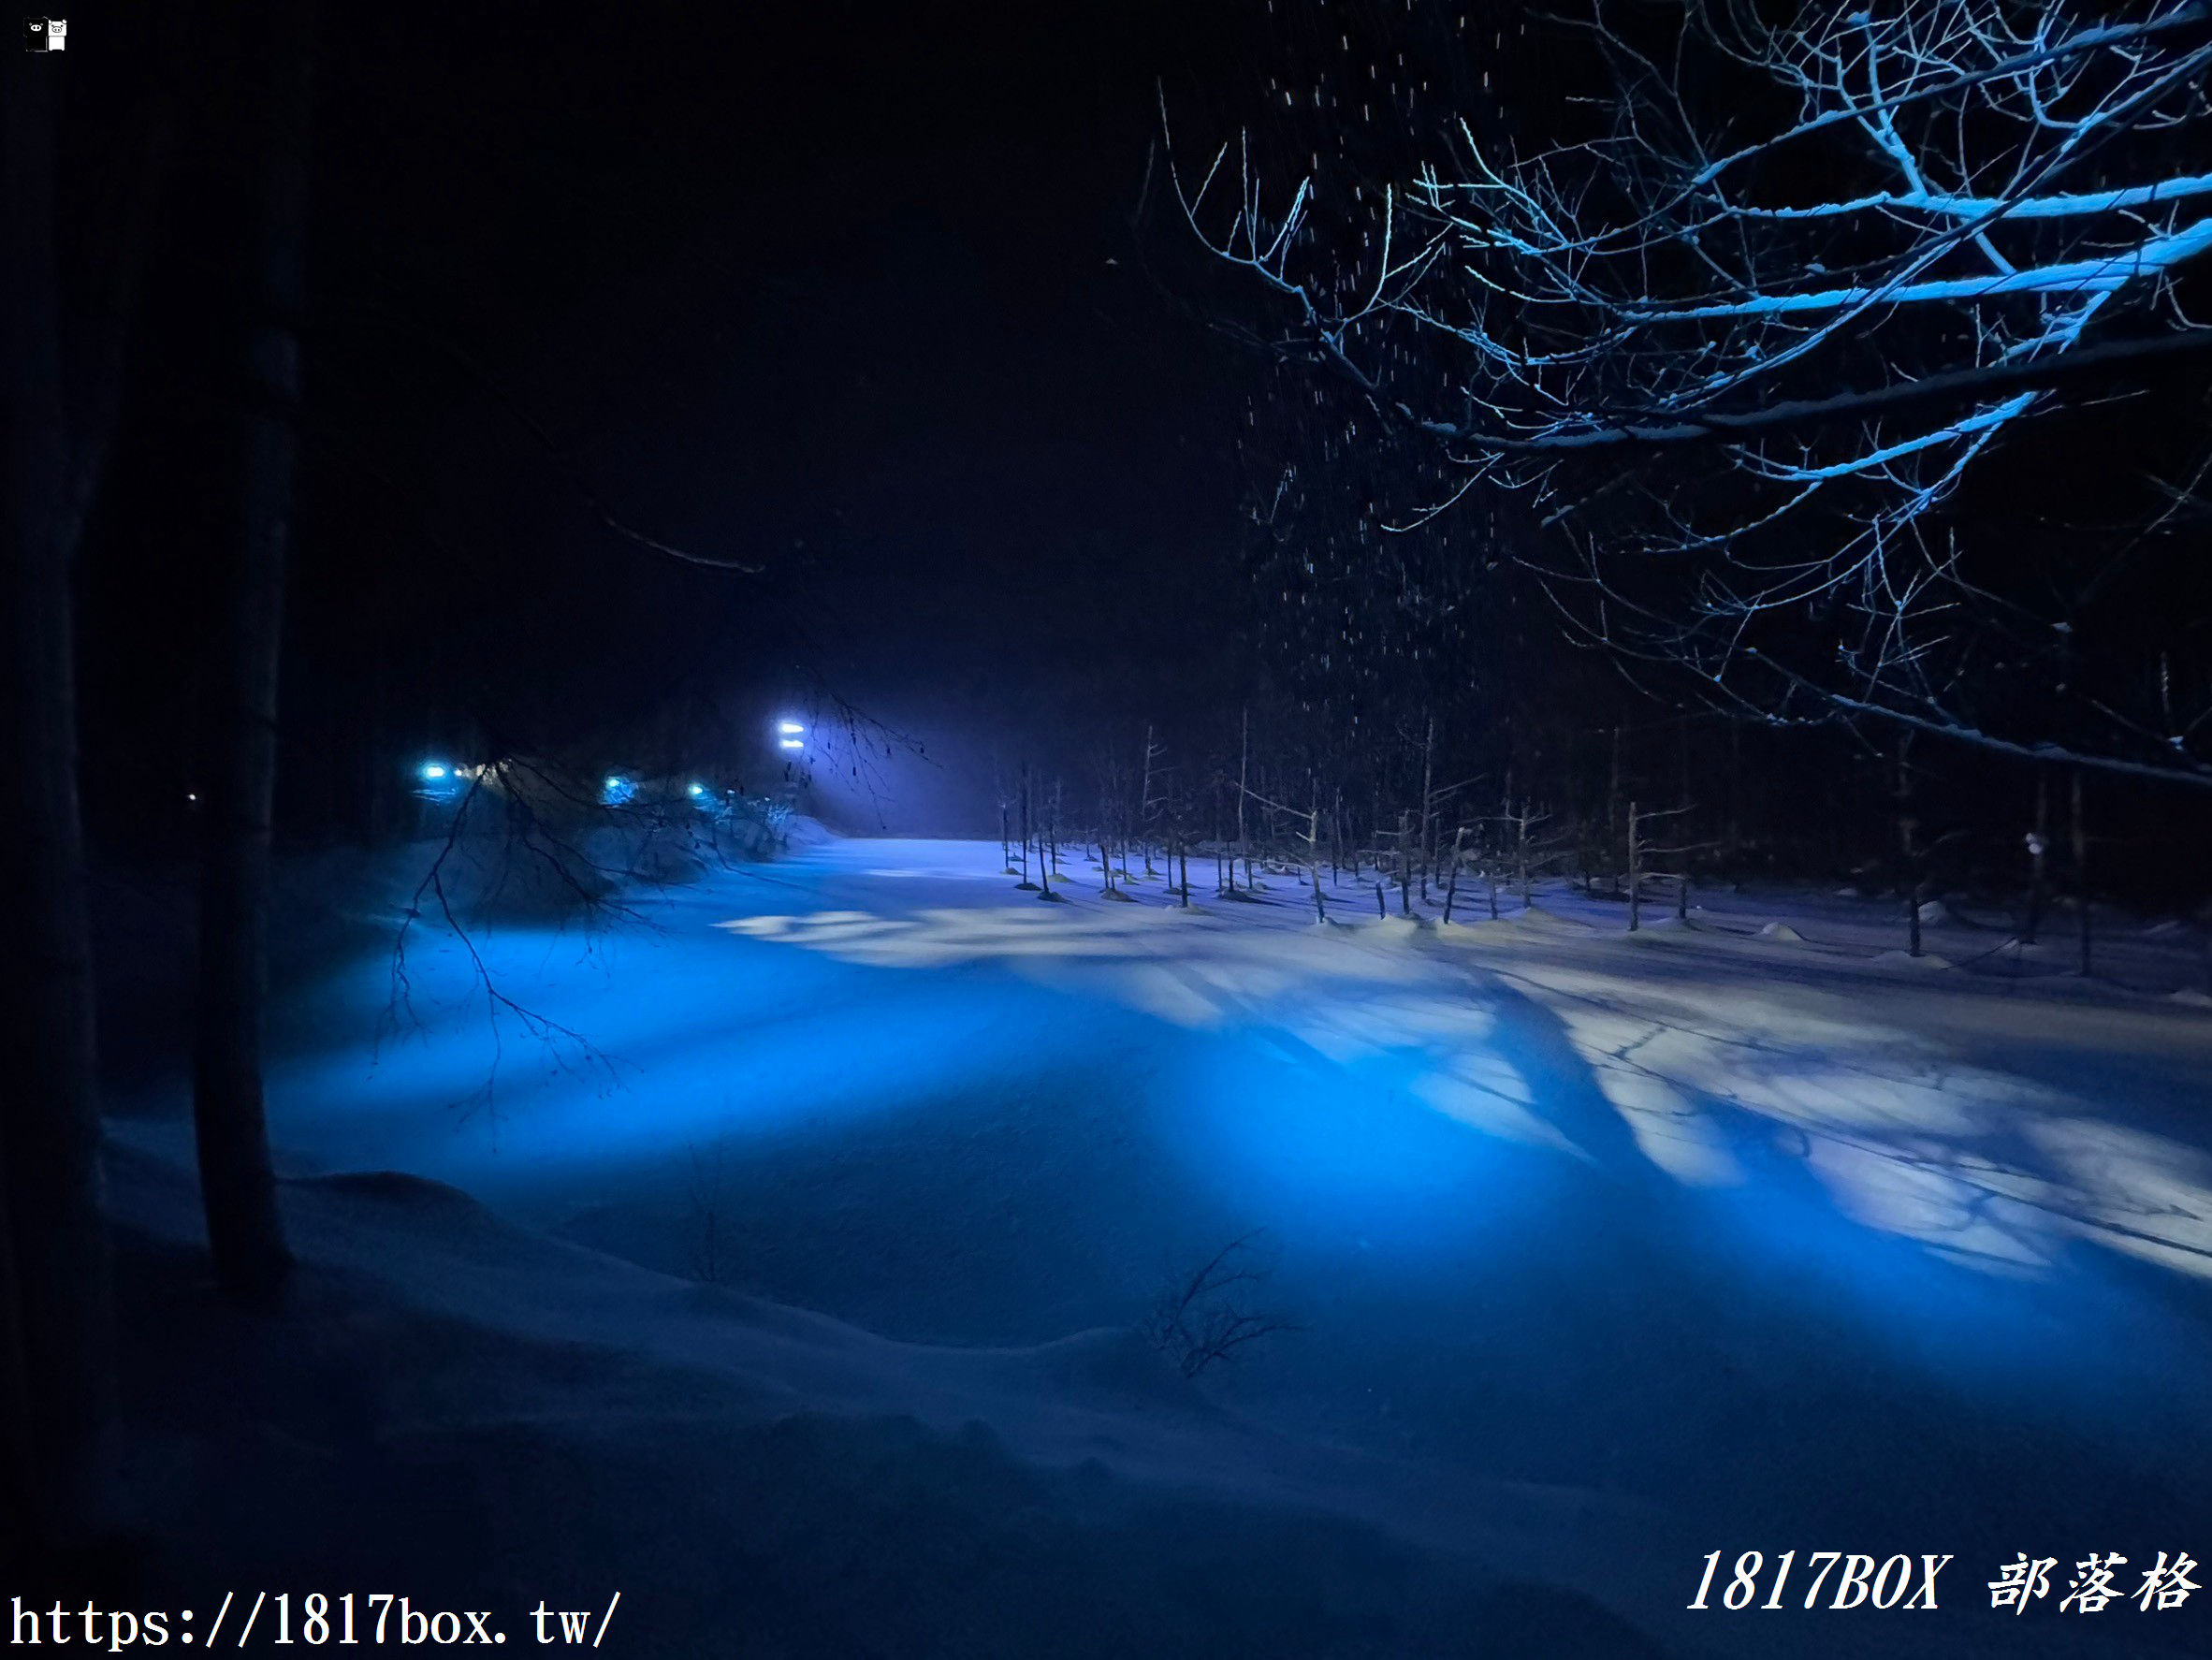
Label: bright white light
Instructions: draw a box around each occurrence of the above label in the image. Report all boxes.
[778,721,806,735]
[779,738,803,750]
[420,763,447,780]
[605,776,621,789]
[688,782,706,798]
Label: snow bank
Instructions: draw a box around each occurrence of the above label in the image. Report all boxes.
[108,1143,1673,1660]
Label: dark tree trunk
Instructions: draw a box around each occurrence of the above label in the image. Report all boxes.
[1236,707,1249,876]
[1017,765,1032,885]
[1308,800,1325,923]
[1724,722,1742,865]
[1896,740,1923,958]
[2,50,120,1548]
[1627,801,1643,932]
[2024,767,2049,945]
[1606,725,1622,876]
[194,0,318,1304]
[1418,714,1434,902]
[1139,724,1157,875]
[2072,768,2091,979]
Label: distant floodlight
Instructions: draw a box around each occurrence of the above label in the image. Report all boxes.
[601,773,636,806]
[688,781,706,798]
[779,738,803,750]
[605,776,621,788]
[777,721,805,735]
[420,763,447,780]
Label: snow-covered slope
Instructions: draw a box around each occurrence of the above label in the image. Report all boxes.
[106,837,2212,1657]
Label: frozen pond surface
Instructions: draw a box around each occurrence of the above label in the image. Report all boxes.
[109,837,2212,1657]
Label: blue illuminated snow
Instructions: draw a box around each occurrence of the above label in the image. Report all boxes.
[114,834,2212,1650]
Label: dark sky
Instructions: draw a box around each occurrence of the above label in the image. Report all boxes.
[55,0,2212,875]
[81,0,1272,838]
[357,3,1267,779]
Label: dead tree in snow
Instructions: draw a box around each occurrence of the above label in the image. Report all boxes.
[1016,764,1038,890]
[1239,778,1332,922]
[1624,801,1700,932]
[1095,744,1132,896]
[1307,796,1327,922]
[1147,1232,1295,1378]
[1505,802,1569,910]
[2023,768,2051,945]
[1139,724,1169,875]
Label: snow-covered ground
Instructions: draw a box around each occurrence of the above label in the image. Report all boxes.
[107,837,2212,1657]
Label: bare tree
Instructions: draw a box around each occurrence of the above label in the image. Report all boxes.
[1016,762,1038,890]
[1138,722,1169,875]
[1503,800,1572,910]
[1145,1231,1295,1378]
[2,25,174,1549]
[1624,801,1700,932]
[1441,823,1466,922]
[1176,1,2212,791]
[194,0,321,1305]
[684,1135,731,1285]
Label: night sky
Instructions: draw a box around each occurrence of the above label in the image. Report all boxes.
[80,1,1272,840]
[61,0,2212,866]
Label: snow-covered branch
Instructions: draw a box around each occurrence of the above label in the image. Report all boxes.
[1180,0,2212,790]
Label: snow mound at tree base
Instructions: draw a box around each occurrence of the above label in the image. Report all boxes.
[1757,921,1806,941]
[1365,913,1435,938]
[1873,948,1954,968]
